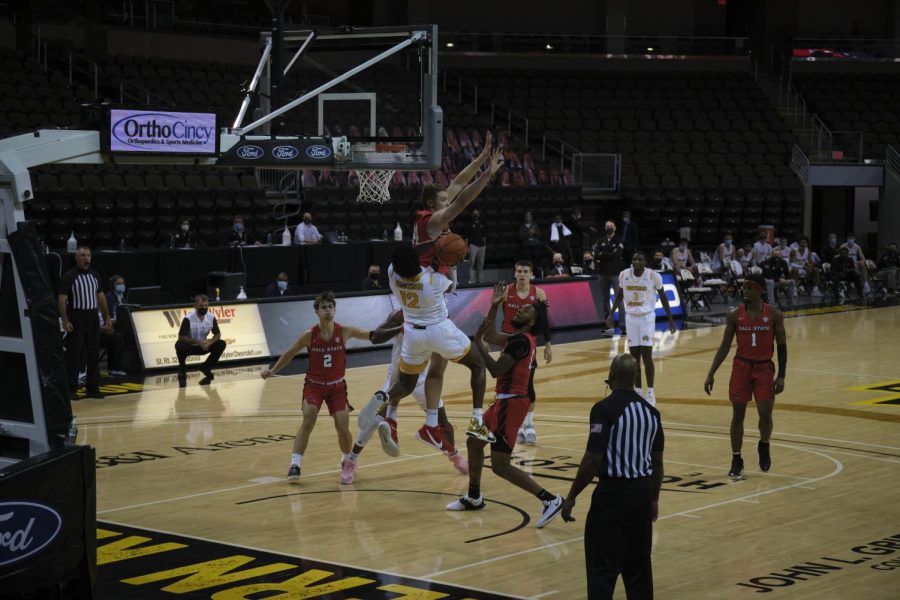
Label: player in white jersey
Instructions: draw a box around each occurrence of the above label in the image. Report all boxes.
[348,310,468,474]
[358,245,492,453]
[606,251,677,406]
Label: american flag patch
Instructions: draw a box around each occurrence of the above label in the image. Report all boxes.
[590,423,603,434]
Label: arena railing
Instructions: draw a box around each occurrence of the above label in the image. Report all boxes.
[792,38,900,61]
[440,33,749,57]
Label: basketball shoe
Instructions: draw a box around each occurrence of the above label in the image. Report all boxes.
[516,427,526,445]
[758,440,772,472]
[416,424,453,452]
[339,460,357,484]
[729,454,744,480]
[465,418,496,443]
[524,424,537,445]
[448,450,469,474]
[377,418,400,457]
[287,464,301,481]
[446,495,485,511]
[358,390,388,430]
[536,494,564,528]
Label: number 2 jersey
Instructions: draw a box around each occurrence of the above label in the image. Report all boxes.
[388,264,453,326]
[306,323,346,384]
[734,303,775,362]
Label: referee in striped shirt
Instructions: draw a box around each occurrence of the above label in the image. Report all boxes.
[562,354,664,600]
[58,246,111,399]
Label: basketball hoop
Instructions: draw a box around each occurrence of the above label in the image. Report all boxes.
[356,169,395,204]
[355,143,408,204]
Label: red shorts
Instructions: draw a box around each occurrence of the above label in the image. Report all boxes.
[303,380,349,415]
[729,358,775,404]
[484,395,530,453]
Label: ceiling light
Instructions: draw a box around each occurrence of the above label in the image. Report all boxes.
[545,44,553,50]
[647,47,654,52]
[446,42,454,48]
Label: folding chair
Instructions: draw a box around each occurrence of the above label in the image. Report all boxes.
[680,269,713,311]
[697,262,728,303]
[866,260,890,299]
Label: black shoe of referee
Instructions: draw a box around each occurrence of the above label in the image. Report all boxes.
[758,440,771,472]
[728,454,744,480]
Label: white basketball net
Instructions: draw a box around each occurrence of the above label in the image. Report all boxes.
[356,169,395,204]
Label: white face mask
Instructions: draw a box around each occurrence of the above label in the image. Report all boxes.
[181,224,189,232]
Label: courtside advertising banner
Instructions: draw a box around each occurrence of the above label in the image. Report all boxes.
[131,304,270,369]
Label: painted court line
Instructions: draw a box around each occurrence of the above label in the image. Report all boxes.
[423,442,844,579]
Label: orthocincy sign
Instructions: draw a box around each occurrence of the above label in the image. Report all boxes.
[109,109,218,154]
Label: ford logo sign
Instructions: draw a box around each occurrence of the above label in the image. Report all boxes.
[0,501,62,567]
[272,145,300,160]
[236,145,264,160]
[306,144,332,159]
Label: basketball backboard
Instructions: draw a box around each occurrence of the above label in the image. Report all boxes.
[228,25,442,172]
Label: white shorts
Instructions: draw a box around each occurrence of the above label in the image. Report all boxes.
[399,319,471,375]
[383,335,435,409]
[625,311,656,348]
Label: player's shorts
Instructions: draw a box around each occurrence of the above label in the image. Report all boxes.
[399,319,471,375]
[484,395,530,453]
[384,335,437,409]
[303,379,349,415]
[625,311,656,348]
[728,358,775,404]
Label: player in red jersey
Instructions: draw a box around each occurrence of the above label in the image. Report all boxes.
[261,291,400,485]
[501,260,552,445]
[445,282,564,529]
[704,274,787,480]
[408,133,503,444]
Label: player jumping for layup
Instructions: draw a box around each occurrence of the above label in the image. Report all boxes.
[704,274,787,480]
[261,291,400,484]
[359,245,493,451]
[447,281,564,528]
[502,260,552,444]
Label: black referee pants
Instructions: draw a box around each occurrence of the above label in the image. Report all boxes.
[585,477,654,600]
[66,309,100,392]
[175,340,226,375]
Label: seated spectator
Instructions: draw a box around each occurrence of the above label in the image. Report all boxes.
[738,242,754,272]
[876,242,899,292]
[547,252,571,278]
[840,233,872,295]
[712,233,735,273]
[224,216,261,247]
[649,250,673,273]
[106,275,128,323]
[263,272,297,297]
[671,237,698,276]
[775,236,792,260]
[173,220,199,248]
[548,214,573,263]
[362,264,384,291]
[761,249,797,309]
[98,310,126,377]
[580,251,596,275]
[294,212,322,245]
[789,237,822,297]
[821,232,840,264]
[829,246,865,301]
[752,232,773,266]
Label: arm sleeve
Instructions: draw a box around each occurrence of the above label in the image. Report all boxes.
[586,402,613,453]
[178,318,191,338]
[502,336,531,361]
[211,318,221,337]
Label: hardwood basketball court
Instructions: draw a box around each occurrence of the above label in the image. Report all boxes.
[76,305,900,599]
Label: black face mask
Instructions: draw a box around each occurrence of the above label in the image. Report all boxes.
[369,272,380,279]
[196,308,208,317]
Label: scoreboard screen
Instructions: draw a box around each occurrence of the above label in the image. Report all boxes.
[106,108,219,156]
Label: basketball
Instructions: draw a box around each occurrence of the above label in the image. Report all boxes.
[434,233,468,266]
